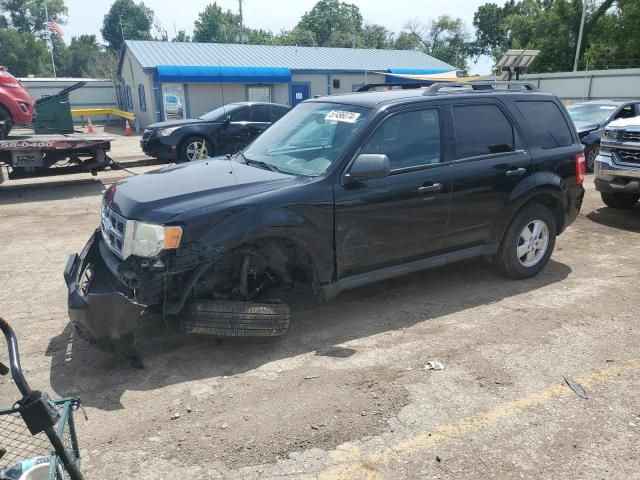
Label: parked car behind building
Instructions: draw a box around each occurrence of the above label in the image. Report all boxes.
[567,100,640,171]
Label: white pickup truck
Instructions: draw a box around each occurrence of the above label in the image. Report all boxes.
[595,117,640,209]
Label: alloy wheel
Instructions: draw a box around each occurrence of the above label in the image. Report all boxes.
[516,220,550,268]
[185,140,208,161]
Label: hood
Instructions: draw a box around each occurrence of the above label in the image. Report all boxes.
[606,116,640,129]
[574,122,600,134]
[107,158,296,223]
[146,118,214,130]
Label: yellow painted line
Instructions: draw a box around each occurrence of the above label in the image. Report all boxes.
[313,359,640,480]
[71,108,135,121]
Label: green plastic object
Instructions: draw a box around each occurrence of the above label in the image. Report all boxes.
[33,82,85,134]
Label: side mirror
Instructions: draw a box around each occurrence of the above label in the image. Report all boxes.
[345,154,390,182]
[223,115,231,126]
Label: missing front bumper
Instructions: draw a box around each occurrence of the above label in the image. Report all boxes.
[64,230,146,344]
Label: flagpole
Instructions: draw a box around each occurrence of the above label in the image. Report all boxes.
[43,0,57,78]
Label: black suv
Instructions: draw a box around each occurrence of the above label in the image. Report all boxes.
[65,82,585,360]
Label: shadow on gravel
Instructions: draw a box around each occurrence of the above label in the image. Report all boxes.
[587,206,640,233]
[0,179,106,205]
[46,258,571,410]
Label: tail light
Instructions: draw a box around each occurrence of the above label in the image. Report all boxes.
[575,152,586,185]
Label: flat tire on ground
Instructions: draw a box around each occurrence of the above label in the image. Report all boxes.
[179,300,290,337]
[495,204,557,279]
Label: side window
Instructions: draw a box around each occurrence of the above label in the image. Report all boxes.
[453,104,515,158]
[249,105,269,122]
[230,107,250,122]
[361,109,441,170]
[515,101,573,149]
[270,106,288,122]
[616,105,636,120]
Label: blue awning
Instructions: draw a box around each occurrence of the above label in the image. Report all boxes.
[156,65,292,83]
[386,68,456,84]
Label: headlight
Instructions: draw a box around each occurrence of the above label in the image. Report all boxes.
[129,221,182,258]
[158,126,180,137]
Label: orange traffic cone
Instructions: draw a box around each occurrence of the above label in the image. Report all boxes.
[124,120,132,137]
[87,117,95,134]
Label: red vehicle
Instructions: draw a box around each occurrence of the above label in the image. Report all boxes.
[0,67,35,137]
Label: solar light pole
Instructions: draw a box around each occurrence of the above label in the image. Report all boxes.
[573,0,587,71]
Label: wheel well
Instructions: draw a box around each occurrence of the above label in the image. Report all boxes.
[505,194,565,239]
[195,237,319,300]
[0,104,13,122]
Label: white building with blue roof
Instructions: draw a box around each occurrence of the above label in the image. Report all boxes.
[118,40,456,128]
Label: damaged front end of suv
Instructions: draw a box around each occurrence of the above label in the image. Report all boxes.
[64,156,331,366]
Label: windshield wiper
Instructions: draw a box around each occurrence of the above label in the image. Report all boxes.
[240,153,284,173]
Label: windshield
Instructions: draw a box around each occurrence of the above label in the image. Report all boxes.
[242,102,370,176]
[200,104,242,122]
[567,103,616,124]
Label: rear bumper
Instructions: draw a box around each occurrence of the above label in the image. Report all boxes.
[594,153,640,194]
[64,230,145,344]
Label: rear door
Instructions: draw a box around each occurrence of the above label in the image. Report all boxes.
[246,104,270,143]
[220,106,250,153]
[446,100,533,250]
[334,105,453,277]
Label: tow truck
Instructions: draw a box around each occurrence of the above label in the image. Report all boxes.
[0,82,114,184]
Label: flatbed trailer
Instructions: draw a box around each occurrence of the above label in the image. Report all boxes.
[0,130,113,183]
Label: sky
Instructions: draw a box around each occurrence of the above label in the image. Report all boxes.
[64,0,494,74]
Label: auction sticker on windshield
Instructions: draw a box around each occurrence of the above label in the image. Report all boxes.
[325,110,361,123]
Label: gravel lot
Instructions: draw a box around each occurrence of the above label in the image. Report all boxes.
[0,157,639,479]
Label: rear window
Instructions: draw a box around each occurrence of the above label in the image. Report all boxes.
[515,101,573,149]
[453,104,515,158]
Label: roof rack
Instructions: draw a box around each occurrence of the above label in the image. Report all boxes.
[424,81,538,95]
[357,81,445,92]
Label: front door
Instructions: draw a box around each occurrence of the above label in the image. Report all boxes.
[447,101,533,249]
[334,106,452,278]
[291,84,310,106]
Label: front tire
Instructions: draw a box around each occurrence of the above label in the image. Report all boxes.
[179,300,290,337]
[496,204,557,279]
[585,143,599,172]
[179,136,213,162]
[601,192,639,209]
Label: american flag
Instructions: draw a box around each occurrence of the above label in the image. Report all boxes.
[47,18,64,37]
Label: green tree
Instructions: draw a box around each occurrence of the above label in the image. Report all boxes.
[193,2,239,43]
[101,0,154,52]
[172,30,191,42]
[0,0,66,38]
[296,0,363,47]
[63,35,102,76]
[359,24,392,49]
[472,0,633,72]
[402,16,472,72]
[0,28,50,75]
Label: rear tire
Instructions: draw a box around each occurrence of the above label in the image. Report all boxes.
[179,300,290,337]
[179,136,213,162]
[0,106,13,138]
[495,204,557,279]
[600,192,639,209]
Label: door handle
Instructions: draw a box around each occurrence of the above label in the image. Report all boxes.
[505,167,527,177]
[418,183,443,193]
